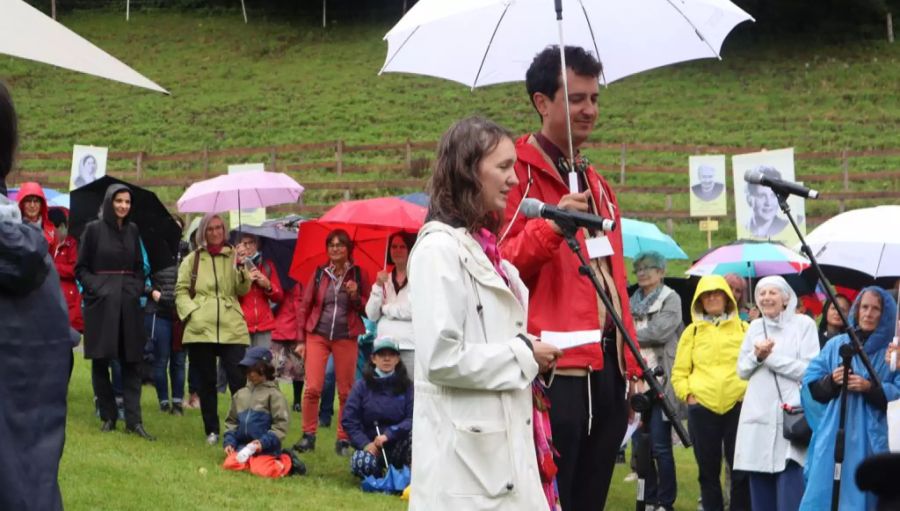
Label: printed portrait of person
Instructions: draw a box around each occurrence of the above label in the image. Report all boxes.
[74,154,98,188]
[690,164,725,202]
[743,165,789,238]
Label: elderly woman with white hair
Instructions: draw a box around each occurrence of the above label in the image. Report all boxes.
[733,276,819,511]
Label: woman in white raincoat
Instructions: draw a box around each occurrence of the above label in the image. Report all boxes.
[733,276,819,510]
[408,116,562,511]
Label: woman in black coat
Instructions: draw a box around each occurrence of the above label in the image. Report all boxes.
[76,183,154,440]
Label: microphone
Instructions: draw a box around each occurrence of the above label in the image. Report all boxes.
[744,169,819,199]
[520,198,616,232]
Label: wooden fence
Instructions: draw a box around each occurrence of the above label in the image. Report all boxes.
[10,140,900,234]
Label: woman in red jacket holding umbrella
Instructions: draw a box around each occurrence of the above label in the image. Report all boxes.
[235,233,283,348]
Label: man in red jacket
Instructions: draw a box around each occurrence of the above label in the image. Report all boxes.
[500,46,643,511]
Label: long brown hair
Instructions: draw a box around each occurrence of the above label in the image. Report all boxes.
[427,116,513,234]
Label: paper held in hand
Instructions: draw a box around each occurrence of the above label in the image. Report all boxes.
[541,330,602,351]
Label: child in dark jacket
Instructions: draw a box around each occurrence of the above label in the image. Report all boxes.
[223,347,305,478]
[341,337,413,478]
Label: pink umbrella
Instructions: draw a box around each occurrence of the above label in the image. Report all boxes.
[176,171,304,217]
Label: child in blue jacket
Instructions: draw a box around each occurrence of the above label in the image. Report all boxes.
[342,337,413,478]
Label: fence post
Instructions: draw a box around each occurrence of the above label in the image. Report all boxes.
[665,194,674,235]
[405,139,413,175]
[202,146,210,178]
[269,148,277,172]
[619,143,627,185]
[135,151,144,180]
[335,140,349,200]
[888,13,895,43]
[840,148,849,213]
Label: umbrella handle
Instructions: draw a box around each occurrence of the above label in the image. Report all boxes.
[375,423,390,468]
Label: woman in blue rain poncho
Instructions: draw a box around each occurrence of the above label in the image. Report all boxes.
[800,286,900,511]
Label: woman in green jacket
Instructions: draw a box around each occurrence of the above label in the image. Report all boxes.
[176,213,252,445]
[671,275,750,511]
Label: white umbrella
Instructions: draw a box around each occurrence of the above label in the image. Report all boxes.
[803,205,900,280]
[381,0,754,87]
[380,0,753,185]
[0,0,168,94]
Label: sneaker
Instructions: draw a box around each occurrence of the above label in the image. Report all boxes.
[170,402,184,416]
[334,439,351,457]
[160,402,171,413]
[292,402,301,413]
[624,472,639,482]
[292,433,316,453]
[206,432,219,446]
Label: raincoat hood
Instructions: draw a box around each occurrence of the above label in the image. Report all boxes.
[16,181,48,224]
[99,183,132,227]
[0,194,50,295]
[755,275,797,329]
[847,286,897,356]
[690,275,738,321]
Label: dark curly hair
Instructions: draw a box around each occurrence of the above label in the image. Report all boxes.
[362,357,411,395]
[427,116,513,234]
[0,82,17,185]
[525,46,603,115]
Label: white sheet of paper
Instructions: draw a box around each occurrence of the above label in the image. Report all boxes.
[541,330,602,350]
[621,415,640,448]
[568,171,579,193]
[586,236,614,259]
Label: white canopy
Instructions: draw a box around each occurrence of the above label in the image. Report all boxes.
[0,0,168,94]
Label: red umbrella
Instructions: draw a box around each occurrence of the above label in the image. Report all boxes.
[290,198,427,286]
[318,197,426,229]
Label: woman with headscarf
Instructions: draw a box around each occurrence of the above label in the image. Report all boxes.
[76,183,153,440]
[818,293,851,349]
[175,213,252,445]
[366,231,416,372]
[628,250,683,511]
[733,276,820,510]
[800,287,900,510]
[671,275,751,511]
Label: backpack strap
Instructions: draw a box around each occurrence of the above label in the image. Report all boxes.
[188,249,201,300]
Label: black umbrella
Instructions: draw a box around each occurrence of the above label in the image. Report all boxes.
[70,175,181,274]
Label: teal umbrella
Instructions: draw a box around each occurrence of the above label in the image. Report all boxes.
[621,218,688,260]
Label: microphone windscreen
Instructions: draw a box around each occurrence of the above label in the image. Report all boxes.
[744,169,763,184]
[520,198,543,219]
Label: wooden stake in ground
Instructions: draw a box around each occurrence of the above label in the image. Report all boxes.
[699,217,719,250]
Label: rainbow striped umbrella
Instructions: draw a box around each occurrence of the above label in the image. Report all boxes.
[686,240,809,278]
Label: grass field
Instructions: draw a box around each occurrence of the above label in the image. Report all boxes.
[61,355,702,510]
[3,9,900,270]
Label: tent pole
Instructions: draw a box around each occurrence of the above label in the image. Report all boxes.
[241,0,248,23]
[322,0,327,28]
[126,0,130,21]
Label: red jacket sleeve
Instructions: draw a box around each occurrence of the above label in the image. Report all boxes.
[499,163,565,281]
[263,260,284,304]
[296,271,317,343]
[55,240,77,280]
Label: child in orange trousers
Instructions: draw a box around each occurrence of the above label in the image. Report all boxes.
[222,346,306,478]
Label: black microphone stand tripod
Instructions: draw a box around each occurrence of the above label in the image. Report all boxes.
[773,191,881,511]
[556,219,691,511]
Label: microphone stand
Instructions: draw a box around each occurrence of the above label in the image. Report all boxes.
[772,191,880,511]
[556,220,691,511]
[832,344,855,510]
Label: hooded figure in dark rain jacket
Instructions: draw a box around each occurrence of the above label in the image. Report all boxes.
[0,82,73,511]
[76,183,153,439]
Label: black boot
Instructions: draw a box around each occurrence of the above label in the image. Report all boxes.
[288,451,307,476]
[100,419,116,432]
[126,424,156,441]
[293,433,316,453]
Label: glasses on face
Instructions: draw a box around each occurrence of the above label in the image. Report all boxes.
[328,243,347,249]
[206,224,225,233]
[634,266,658,274]
[22,197,41,204]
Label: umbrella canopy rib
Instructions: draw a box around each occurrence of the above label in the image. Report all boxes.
[576,0,608,86]
[661,0,721,59]
[471,3,512,89]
